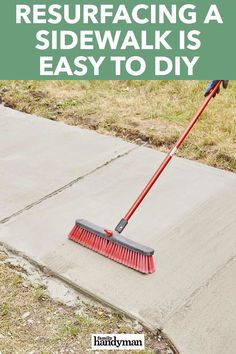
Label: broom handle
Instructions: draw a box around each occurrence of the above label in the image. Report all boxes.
[115,81,222,233]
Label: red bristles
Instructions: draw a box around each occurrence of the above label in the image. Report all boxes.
[69,225,155,274]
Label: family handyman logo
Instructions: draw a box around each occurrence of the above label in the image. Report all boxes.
[92,334,145,350]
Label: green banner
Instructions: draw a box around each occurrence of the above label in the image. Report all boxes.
[0,0,235,79]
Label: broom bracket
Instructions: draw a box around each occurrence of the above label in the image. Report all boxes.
[115,219,128,233]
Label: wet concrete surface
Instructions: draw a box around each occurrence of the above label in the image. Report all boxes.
[1,107,236,354]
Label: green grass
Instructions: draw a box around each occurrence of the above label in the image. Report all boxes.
[0,80,235,172]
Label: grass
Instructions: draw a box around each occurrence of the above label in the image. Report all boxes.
[0,80,235,172]
[0,251,174,354]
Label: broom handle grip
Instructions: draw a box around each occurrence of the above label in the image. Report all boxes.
[115,81,222,232]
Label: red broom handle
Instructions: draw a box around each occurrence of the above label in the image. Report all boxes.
[123,81,222,222]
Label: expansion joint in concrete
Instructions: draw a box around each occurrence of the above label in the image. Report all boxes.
[0,146,138,224]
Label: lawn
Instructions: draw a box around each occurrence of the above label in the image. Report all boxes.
[0,80,235,172]
[0,249,174,354]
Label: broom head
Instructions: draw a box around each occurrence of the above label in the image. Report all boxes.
[69,219,155,274]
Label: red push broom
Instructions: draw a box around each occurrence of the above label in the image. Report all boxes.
[69,81,222,274]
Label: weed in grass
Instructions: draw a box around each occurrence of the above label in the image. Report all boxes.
[13,274,23,286]
[33,285,47,301]
[60,320,80,337]
[101,114,120,129]
[0,301,11,316]
[56,98,78,110]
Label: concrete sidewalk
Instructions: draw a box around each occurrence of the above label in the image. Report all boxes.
[1,106,236,354]
[0,105,133,220]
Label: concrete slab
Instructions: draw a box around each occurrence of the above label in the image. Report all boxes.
[1,145,236,335]
[165,256,236,354]
[0,105,133,220]
[1,110,236,353]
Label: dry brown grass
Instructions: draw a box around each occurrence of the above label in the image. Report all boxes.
[0,80,235,172]
[0,251,173,354]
